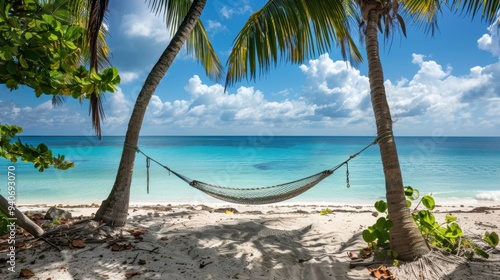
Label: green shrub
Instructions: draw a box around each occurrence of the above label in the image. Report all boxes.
[363,186,499,262]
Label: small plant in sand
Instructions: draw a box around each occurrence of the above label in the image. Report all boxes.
[363,186,499,263]
[320,208,333,215]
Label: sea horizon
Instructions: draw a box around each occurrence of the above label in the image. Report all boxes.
[2,135,499,207]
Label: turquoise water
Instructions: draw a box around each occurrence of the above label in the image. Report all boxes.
[1,136,499,206]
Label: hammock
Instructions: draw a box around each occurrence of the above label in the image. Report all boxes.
[128,139,377,205]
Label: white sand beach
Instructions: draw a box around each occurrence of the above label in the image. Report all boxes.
[1,203,499,280]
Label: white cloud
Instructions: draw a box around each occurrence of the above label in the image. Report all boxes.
[3,46,500,136]
[119,71,142,84]
[139,75,317,134]
[121,9,169,44]
[299,53,500,135]
[206,20,227,35]
[219,3,252,19]
[0,100,86,133]
[103,88,133,129]
[300,53,371,122]
[106,51,496,136]
[477,15,500,56]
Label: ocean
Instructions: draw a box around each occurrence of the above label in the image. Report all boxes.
[1,136,499,206]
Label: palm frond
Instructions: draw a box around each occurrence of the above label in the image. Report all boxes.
[148,0,191,34]
[52,95,66,107]
[68,0,112,69]
[448,0,500,23]
[186,21,224,81]
[225,0,362,89]
[147,0,224,81]
[89,93,105,139]
[86,0,110,70]
[401,0,443,36]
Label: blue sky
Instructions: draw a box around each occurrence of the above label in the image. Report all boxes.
[1,0,499,137]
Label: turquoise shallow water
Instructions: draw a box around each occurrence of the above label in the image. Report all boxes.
[1,136,499,206]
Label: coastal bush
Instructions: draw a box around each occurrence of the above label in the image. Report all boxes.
[363,186,499,262]
[1,124,74,171]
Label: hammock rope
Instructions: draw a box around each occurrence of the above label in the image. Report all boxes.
[125,138,377,204]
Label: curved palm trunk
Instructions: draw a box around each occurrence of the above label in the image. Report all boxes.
[95,0,207,226]
[364,8,430,260]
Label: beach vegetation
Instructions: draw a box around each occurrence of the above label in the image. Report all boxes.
[223,0,500,261]
[484,231,499,248]
[1,0,119,169]
[0,0,120,137]
[1,0,116,238]
[320,208,333,215]
[363,186,500,261]
[0,124,74,171]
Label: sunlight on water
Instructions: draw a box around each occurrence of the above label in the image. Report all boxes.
[1,136,499,206]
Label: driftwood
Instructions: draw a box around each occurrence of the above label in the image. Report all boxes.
[0,194,44,237]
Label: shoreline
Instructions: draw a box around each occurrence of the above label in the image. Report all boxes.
[16,199,500,212]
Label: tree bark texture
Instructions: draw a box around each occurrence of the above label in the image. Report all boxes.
[0,194,44,237]
[94,0,207,226]
[364,7,430,260]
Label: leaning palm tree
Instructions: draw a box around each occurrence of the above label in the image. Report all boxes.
[225,0,500,261]
[85,0,223,226]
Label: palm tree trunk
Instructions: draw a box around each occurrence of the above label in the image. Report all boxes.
[94,0,207,226]
[364,8,430,260]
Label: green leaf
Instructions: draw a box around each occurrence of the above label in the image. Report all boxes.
[24,32,33,40]
[474,247,489,259]
[445,214,457,224]
[35,87,43,97]
[63,41,77,50]
[19,55,29,68]
[484,231,499,247]
[422,195,435,210]
[6,79,18,89]
[405,186,420,200]
[90,70,102,81]
[48,34,58,41]
[7,61,17,74]
[375,217,387,231]
[51,60,60,70]
[81,83,94,94]
[37,143,49,153]
[444,223,463,238]
[374,200,388,213]
[10,46,19,56]
[64,26,82,41]
[362,228,377,243]
[418,210,436,229]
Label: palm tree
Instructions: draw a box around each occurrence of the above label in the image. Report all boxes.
[85,0,223,226]
[225,0,500,261]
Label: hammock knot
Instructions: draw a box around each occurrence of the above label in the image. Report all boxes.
[124,143,139,152]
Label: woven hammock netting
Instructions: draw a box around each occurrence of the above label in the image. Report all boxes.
[131,138,376,205]
[189,170,333,204]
